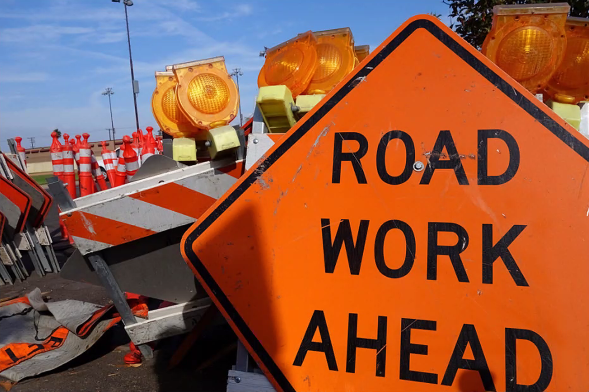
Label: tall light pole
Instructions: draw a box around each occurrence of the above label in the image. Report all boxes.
[230,68,243,126]
[112,0,140,132]
[102,87,115,141]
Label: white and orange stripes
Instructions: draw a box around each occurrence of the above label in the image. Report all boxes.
[50,131,64,181]
[123,135,140,181]
[60,159,244,255]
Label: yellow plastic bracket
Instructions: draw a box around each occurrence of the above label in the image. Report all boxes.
[256,85,297,133]
[173,137,197,162]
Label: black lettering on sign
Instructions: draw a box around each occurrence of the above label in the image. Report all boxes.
[332,132,368,184]
[293,310,338,371]
[4,348,22,363]
[399,318,438,384]
[427,222,470,282]
[27,344,44,355]
[346,313,388,377]
[478,129,520,185]
[374,220,416,278]
[505,328,553,392]
[420,130,469,185]
[376,131,415,185]
[48,335,64,347]
[441,324,496,391]
[322,218,369,275]
[482,225,528,287]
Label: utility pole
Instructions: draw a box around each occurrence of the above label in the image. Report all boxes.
[112,0,140,131]
[27,137,35,149]
[102,87,116,141]
[106,128,113,141]
[230,68,244,126]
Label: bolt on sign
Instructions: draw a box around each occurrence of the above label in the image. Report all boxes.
[182,15,589,392]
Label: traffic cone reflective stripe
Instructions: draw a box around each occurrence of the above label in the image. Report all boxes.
[123,136,140,181]
[114,155,127,187]
[91,151,108,191]
[50,131,64,182]
[62,134,77,199]
[101,141,117,185]
[79,133,94,197]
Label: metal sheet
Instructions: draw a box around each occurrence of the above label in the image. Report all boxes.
[60,225,204,303]
[129,155,186,183]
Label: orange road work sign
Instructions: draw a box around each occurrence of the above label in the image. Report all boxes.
[182,15,589,392]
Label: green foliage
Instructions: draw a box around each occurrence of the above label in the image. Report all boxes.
[443,0,589,49]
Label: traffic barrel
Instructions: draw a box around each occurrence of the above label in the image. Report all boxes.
[123,135,140,181]
[101,141,117,185]
[14,137,27,169]
[62,134,77,199]
[50,131,64,182]
[78,133,94,197]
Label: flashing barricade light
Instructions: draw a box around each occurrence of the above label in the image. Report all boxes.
[305,28,356,95]
[354,45,370,64]
[545,17,589,104]
[258,31,318,97]
[482,3,569,94]
[173,56,239,132]
[151,71,199,138]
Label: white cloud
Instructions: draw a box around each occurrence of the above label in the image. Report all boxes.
[0,72,49,83]
[196,3,253,22]
[0,25,95,43]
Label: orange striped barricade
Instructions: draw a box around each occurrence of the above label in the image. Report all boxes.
[59,158,244,256]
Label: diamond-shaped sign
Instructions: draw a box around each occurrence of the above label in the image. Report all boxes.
[182,16,589,391]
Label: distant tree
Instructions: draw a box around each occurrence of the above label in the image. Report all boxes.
[429,12,443,19]
[53,128,62,138]
[444,0,589,49]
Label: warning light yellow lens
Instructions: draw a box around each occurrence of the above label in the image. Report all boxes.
[497,27,554,81]
[482,3,569,94]
[187,73,230,114]
[265,48,305,85]
[304,27,356,95]
[258,31,318,97]
[546,17,589,103]
[152,71,200,138]
[162,87,183,123]
[173,57,239,131]
[313,43,342,82]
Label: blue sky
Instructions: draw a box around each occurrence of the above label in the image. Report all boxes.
[0,0,451,151]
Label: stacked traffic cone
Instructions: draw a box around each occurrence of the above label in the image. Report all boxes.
[91,149,108,191]
[114,141,128,187]
[14,137,27,170]
[78,133,94,197]
[156,136,163,154]
[61,134,77,199]
[50,132,64,182]
[141,128,156,164]
[123,135,140,181]
[101,141,117,185]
